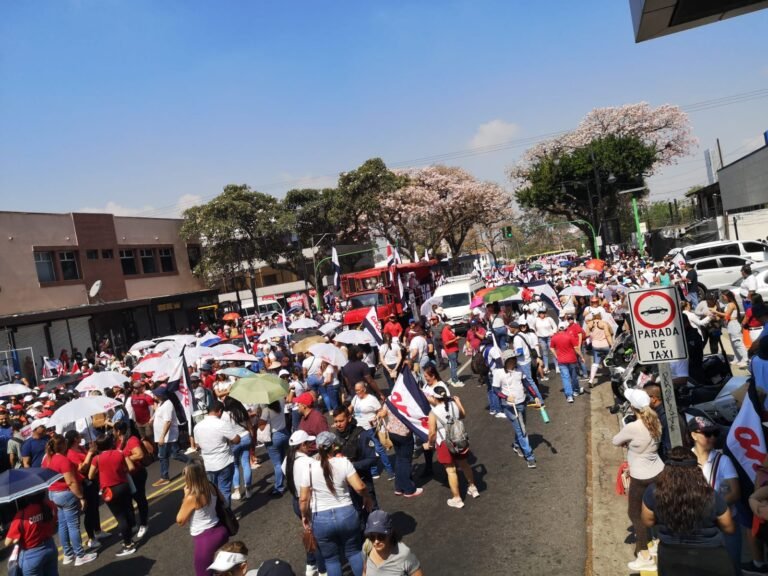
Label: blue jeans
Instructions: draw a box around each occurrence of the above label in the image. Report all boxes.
[266,428,289,493]
[592,347,610,366]
[560,362,577,398]
[312,505,364,576]
[19,539,58,576]
[577,348,588,377]
[366,429,394,477]
[487,371,502,414]
[158,441,188,480]
[207,463,234,508]
[49,489,84,559]
[447,351,459,383]
[518,363,544,403]
[233,434,252,492]
[538,336,553,370]
[320,384,340,412]
[389,431,416,495]
[503,403,534,462]
[290,409,301,433]
[687,290,699,307]
[493,327,508,350]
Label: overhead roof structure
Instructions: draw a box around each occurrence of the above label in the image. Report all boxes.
[630,0,768,42]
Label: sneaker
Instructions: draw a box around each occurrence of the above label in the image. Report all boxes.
[446,497,465,509]
[742,561,768,574]
[387,475,395,481]
[527,460,537,469]
[231,489,241,501]
[63,555,75,566]
[136,525,147,539]
[372,474,381,480]
[627,554,656,572]
[567,396,574,404]
[152,478,170,487]
[572,389,580,397]
[512,446,524,458]
[305,566,319,576]
[244,487,253,499]
[115,545,137,558]
[495,412,507,419]
[394,490,404,496]
[452,380,465,388]
[489,411,497,416]
[403,487,424,498]
[85,539,100,551]
[270,489,283,498]
[578,387,585,395]
[467,485,480,498]
[555,366,560,374]
[75,552,98,566]
[184,446,197,455]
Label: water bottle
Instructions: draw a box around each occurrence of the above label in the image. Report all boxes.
[539,405,551,424]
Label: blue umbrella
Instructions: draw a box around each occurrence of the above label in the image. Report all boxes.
[200,335,222,347]
[0,468,63,503]
[218,367,255,378]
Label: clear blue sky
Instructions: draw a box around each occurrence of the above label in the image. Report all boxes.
[1,1,767,217]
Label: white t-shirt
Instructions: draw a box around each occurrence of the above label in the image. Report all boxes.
[409,335,427,362]
[534,316,557,338]
[299,456,356,512]
[422,381,451,400]
[221,409,249,438]
[193,415,239,472]
[432,401,461,445]
[323,365,338,386]
[351,394,382,431]
[290,379,310,412]
[381,343,401,366]
[153,400,179,443]
[282,451,313,494]
[303,356,322,377]
[510,333,531,365]
[741,275,758,299]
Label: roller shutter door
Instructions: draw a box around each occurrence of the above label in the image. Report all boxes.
[67,317,93,357]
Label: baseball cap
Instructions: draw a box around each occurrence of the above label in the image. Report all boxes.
[254,559,296,576]
[623,389,651,410]
[432,384,450,399]
[292,392,314,407]
[201,363,213,371]
[509,321,520,328]
[23,395,34,403]
[207,551,247,573]
[315,430,339,450]
[364,510,393,536]
[189,372,201,381]
[686,413,718,433]
[30,417,51,430]
[557,322,567,330]
[278,369,290,378]
[288,430,316,447]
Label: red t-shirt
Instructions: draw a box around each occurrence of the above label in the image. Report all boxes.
[66,448,87,482]
[202,374,215,390]
[382,321,403,339]
[7,501,57,550]
[566,322,585,344]
[551,331,578,364]
[121,435,144,474]
[92,449,128,489]
[441,326,460,354]
[130,393,154,425]
[42,453,77,492]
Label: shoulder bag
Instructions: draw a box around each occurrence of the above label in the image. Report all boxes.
[211,482,239,536]
[302,463,318,553]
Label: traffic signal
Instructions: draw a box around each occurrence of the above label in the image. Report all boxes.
[502,226,513,238]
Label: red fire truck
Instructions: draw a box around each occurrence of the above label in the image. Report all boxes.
[340,260,437,326]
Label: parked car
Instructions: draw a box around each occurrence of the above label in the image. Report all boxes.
[688,255,768,295]
[668,239,768,262]
[724,267,768,309]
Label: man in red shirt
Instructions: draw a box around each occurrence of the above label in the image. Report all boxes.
[130,381,155,440]
[550,322,583,403]
[294,393,329,453]
[441,323,462,387]
[564,314,588,379]
[382,314,403,341]
[200,363,215,390]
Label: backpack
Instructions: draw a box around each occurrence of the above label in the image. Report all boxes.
[438,402,469,455]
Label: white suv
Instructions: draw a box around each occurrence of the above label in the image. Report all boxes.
[689,255,768,294]
[668,240,768,262]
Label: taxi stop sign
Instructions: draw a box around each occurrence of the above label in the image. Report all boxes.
[627,286,688,365]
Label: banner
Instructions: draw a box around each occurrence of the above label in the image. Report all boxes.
[362,306,383,346]
[332,247,341,290]
[164,355,194,434]
[726,380,767,486]
[385,367,431,442]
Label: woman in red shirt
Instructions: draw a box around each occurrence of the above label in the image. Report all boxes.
[4,491,58,575]
[42,434,97,566]
[440,323,462,386]
[89,434,137,557]
[64,430,106,550]
[115,420,149,540]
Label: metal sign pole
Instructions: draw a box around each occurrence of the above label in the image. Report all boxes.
[658,362,682,448]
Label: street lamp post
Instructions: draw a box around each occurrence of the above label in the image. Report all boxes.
[618,186,647,253]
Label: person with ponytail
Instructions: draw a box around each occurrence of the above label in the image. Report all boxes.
[612,388,664,571]
[42,433,98,567]
[64,430,107,550]
[641,445,736,575]
[299,431,373,576]
[114,420,150,540]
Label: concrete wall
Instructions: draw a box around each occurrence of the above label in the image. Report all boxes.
[719,146,768,211]
[731,208,768,242]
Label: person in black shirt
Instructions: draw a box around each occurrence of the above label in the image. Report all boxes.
[684,262,700,307]
[332,408,379,512]
[340,347,384,401]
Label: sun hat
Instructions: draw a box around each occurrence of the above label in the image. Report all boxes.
[207,551,248,573]
[623,388,651,410]
[288,430,316,447]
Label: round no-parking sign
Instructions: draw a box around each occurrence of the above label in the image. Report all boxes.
[627,287,688,364]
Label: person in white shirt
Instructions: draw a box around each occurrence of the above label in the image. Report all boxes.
[408,332,429,373]
[379,334,402,390]
[152,388,189,486]
[193,399,241,507]
[533,309,558,374]
[350,382,394,479]
[493,353,537,467]
[740,265,758,310]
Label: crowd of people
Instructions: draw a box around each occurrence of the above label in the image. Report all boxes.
[2,245,768,576]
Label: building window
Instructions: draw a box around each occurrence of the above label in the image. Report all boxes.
[86,249,99,260]
[140,248,156,274]
[34,251,56,283]
[101,249,113,259]
[187,245,201,272]
[159,247,175,272]
[120,249,137,275]
[59,251,80,280]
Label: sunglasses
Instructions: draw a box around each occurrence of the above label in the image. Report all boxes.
[367,533,388,541]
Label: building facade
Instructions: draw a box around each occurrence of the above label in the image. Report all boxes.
[0,211,217,380]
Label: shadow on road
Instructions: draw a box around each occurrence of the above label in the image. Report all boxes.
[83,555,156,575]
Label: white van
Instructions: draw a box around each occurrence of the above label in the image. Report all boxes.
[433,277,485,334]
[668,240,768,262]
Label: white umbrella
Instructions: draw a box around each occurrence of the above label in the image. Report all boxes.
[559,285,595,297]
[49,396,122,427]
[289,318,319,330]
[213,352,258,362]
[0,383,32,398]
[184,347,216,364]
[259,328,290,342]
[154,334,197,345]
[129,340,156,353]
[579,269,601,278]
[420,295,443,317]
[333,330,374,345]
[76,372,128,393]
[210,343,242,354]
[319,321,341,335]
[154,341,180,354]
[131,356,176,378]
[308,343,348,367]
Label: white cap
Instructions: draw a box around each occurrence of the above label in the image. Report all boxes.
[23,395,34,402]
[557,321,567,330]
[624,389,651,410]
[278,369,290,377]
[30,417,51,430]
[289,430,316,446]
[207,551,248,572]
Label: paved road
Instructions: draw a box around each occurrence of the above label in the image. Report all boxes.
[50,358,589,576]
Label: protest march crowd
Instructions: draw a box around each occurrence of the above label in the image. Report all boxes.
[2,246,768,576]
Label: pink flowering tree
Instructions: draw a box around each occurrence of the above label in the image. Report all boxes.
[509,102,696,245]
